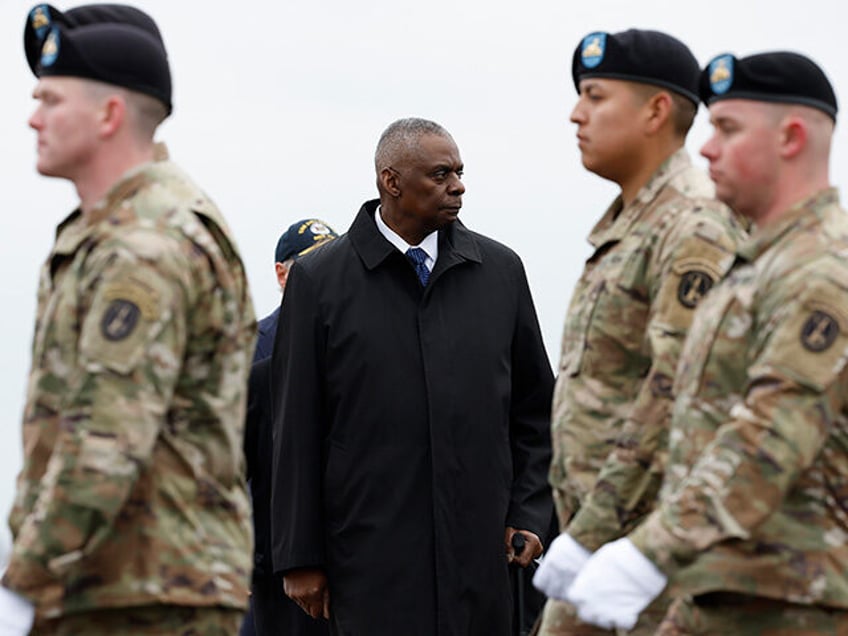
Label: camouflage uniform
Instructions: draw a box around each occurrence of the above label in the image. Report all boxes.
[630,188,848,633]
[3,146,256,629]
[657,593,848,635]
[541,149,746,635]
[33,604,243,635]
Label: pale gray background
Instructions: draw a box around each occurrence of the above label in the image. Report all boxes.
[2,0,846,559]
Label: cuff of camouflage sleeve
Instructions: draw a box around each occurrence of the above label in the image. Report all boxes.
[566,501,618,552]
[2,549,55,595]
[628,510,695,577]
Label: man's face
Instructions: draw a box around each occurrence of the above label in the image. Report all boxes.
[700,99,781,220]
[570,78,650,182]
[29,76,102,180]
[394,133,465,235]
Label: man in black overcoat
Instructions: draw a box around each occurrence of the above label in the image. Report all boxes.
[270,118,554,636]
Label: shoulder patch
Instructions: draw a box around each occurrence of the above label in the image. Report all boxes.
[801,310,840,352]
[102,281,160,320]
[677,270,715,309]
[100,299,140,341]
[752,293,848,392]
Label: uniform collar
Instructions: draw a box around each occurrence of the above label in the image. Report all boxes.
[736,188,841,263]
[588,147,693,248]
[85,142,171,225]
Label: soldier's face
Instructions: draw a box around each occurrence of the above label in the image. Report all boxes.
[29,77,102,180]
[570,78,650,183]
[700,99,781,221]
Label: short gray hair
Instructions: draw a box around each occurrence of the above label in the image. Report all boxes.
[374,118,452,172]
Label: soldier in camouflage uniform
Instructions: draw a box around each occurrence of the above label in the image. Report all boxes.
[562,52,848,635]
[532,30,746,635]
[0,5,255,635]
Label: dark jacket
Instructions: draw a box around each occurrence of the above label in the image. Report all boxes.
[254,307,279,362]
[271,200,554,636]
[244,357,329,635]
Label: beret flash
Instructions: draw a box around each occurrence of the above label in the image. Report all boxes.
[572,29,701,105]
[700,51,837,121]
[24,3,172,113]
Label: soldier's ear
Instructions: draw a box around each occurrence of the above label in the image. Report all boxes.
[98,93,127,139]
[779,115,807,160]
[644,90,673,135]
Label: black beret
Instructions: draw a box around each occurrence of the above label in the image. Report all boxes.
[275,219,339,263]
[24,4,172,114]
[572,29,700,104]
[700,51,837,121]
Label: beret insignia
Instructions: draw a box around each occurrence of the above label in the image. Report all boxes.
[801,310,839,352]
[40,28,60,68]
[30,5,51,37]
[581,33,606,69]
[677,270,714,309]
[709,55,733,95]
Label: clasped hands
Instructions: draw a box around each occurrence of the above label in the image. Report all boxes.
[532,534,667,631]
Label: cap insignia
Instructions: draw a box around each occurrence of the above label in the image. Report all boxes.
[308,221,331,236]
[40,28,60,67]
[581,33,606,69]
[30,5,51,38]
[709,55,734,95]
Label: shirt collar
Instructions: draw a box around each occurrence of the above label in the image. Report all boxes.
[374,206,439,265]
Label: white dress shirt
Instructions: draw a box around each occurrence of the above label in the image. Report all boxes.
[375,206,438,271]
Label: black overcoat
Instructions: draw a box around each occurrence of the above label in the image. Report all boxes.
[270,200,554,636]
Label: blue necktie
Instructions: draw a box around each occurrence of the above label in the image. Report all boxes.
[406,247,430,286]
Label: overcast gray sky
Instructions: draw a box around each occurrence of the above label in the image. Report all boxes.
[2,0,846,557]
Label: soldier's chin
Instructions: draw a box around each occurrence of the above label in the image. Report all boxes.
[36,161,65,178]
[579,153,599,173]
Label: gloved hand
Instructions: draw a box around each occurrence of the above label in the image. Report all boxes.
[565,537,666,631]
[532,532,591,600]
[0,585,35,636]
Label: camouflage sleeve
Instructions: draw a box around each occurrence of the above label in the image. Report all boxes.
[631,276,848,574]
[567,204,739,551]
[4,237,194,590]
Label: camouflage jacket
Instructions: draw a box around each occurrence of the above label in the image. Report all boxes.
[550,148,746,545]
[3,147,256,619]
[631,189,848,607]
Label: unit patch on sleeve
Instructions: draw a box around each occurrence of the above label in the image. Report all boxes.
[100,299,141,341]
[677,270,715,309]
[800,310,840,352]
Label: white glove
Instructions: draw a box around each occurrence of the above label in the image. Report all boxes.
[532,532,591,600]
[0,585,35,636]
[565,537,666,631]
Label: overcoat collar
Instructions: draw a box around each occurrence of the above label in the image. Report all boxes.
[349,199,482,281]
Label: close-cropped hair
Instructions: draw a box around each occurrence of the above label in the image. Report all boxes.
[83,79,168,140]
[374,117,451,172]
[630,83,697,137]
